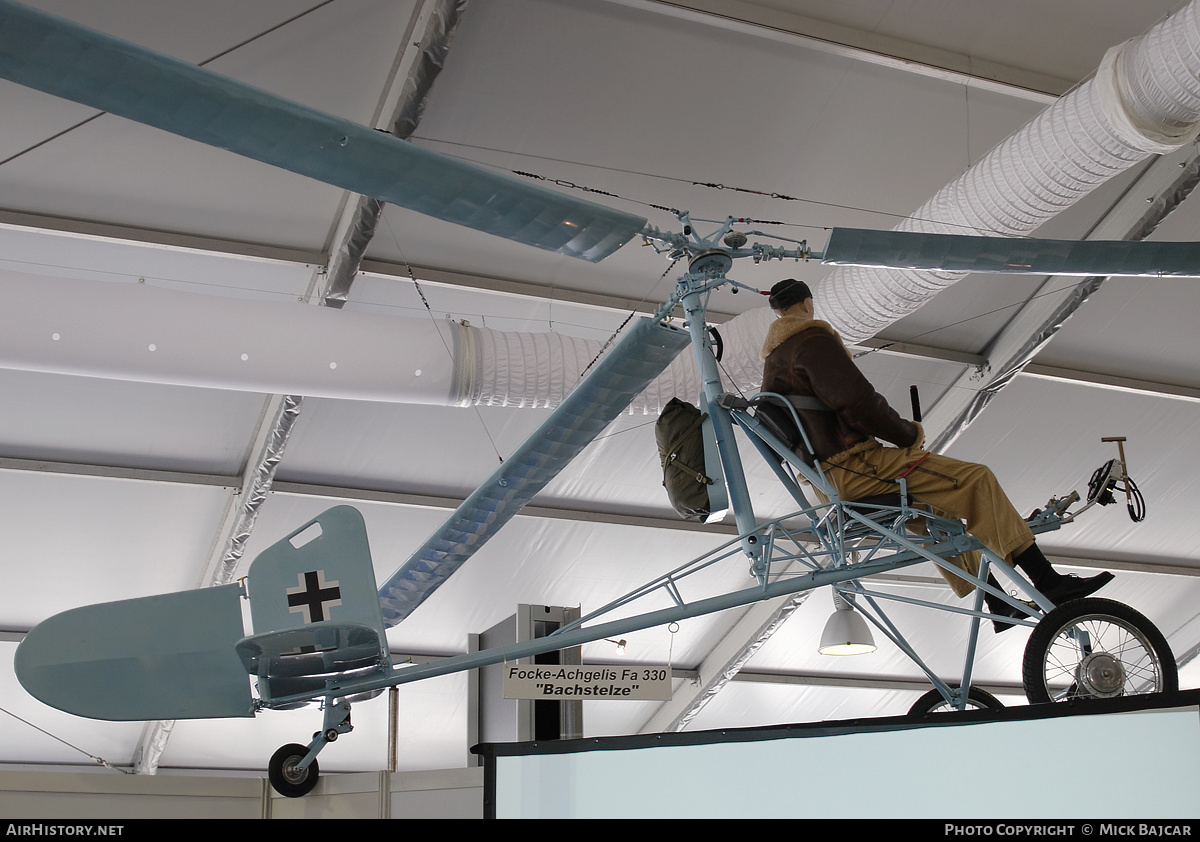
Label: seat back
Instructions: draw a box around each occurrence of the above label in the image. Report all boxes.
[752,397,817,466]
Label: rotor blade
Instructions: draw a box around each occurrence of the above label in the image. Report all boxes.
[823,228,1200,277]
[377,317,691,628]
[0,0,645,262]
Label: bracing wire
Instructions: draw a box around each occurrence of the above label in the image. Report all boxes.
[0,704,131,773]
[578,254,682,380]
[379,213,506,465]
[0,0,341,170]
[414,135,1046,239]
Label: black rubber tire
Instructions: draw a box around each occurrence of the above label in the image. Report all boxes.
[1023,598,1177,704]
[268,743,320,798]
[908,684,1004,716]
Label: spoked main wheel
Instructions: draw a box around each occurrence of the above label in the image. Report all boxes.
[268,743,320,798]
[908,684,1004,716]
[1023,598,1177,704]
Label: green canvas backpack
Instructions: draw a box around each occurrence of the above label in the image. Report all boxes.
[655,398,714,522]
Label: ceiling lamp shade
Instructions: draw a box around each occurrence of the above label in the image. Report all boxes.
[819,599,877,656]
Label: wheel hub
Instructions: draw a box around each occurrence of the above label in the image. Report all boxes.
[282,756,308,784]
[1076,651,1126,697]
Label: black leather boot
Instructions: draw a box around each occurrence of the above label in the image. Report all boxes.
[983,574,1034,633]
[1012,543,1113,605]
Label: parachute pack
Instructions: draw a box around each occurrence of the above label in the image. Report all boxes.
[655,398,714,522]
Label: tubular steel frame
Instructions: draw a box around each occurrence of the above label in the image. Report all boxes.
[267,219,1145,779]
[266,251,1082,756]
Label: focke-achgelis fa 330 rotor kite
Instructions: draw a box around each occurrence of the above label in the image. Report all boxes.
[2,0,1181,798]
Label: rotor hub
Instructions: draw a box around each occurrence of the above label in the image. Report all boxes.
[1076,651,1126,698]
[688,249,733,278]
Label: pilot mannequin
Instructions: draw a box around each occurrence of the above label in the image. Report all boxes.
[759,278,1112,626]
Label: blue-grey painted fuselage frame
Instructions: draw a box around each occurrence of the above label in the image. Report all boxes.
[257,264,1068,713]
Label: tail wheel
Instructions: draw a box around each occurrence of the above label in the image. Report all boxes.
[908,684,1004,716]
[1022,598,1177,704]
[269,743,320,798]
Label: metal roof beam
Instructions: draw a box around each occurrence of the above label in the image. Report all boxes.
[0,207,324,267]
[0,458,736,533]
[924,146,1200,452]
[626,0,1066,102]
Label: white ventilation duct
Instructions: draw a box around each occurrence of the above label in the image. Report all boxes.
[464,307,773,413]
[816,1,1200,343]
[0,269,766,414]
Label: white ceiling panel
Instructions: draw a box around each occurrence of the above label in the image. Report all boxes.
[0,471,232,627]
[747,0,1181,85]
[0,369,269,474]
[0,224,318,300]
[947,376,1200,570]
[375,0,1055,309]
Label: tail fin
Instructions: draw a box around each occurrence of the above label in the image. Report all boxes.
[245,506,385,638]
[237,507,391,704]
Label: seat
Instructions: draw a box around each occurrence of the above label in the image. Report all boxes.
[235,622,390,706]
[837,492,911,538]
[750,395,817,466]
[748,393,972,547]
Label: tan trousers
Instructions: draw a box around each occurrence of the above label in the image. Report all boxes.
[820,440,1035,598]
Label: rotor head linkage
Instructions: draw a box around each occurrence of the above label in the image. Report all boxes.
[723,231,748,249]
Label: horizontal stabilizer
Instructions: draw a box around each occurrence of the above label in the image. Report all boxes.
[823,228,1200,277]
[15,584,253,721]
[0,1,646,262]
[377,318,691,627]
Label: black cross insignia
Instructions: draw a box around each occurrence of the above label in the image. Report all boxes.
[286,569,342,623]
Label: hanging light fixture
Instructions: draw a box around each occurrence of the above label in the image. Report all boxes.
[819,591,876,656]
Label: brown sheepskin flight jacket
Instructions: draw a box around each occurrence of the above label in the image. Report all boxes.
[760,315,919,465]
